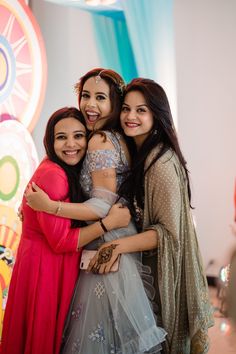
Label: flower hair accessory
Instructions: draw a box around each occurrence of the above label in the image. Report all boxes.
[74,70,126,96]
[117,80,126,95]
[95,70,125,95]
[74,81,81,96]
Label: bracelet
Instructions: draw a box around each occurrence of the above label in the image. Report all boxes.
[99,218,108,233]
[55,201,62,215]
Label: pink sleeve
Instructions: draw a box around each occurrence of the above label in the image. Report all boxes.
[38,213,80,253]
[34,162,80,253]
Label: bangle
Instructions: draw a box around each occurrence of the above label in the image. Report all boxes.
[99,218,108,233]
[55,201,62,215]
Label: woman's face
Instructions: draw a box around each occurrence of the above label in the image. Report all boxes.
[79,76,112,131]
[120,90,154,148]
[54,117,87,165]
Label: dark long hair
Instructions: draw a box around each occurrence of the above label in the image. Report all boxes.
[119,78,191,210]
[44,107,88,227]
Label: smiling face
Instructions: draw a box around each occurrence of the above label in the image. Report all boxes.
[79,76,112,131]
[120,90,154,148]
[54,117,87,165]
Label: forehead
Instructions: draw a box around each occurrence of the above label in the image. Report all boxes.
[54,117,85,132]
[83,76,110,95]
[124,90,146,104]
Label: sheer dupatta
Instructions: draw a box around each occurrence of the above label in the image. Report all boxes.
[82,187,167,353]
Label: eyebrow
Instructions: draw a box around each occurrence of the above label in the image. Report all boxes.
[54,130,86,136]
[82,89,109,97]
[123,103,148,107]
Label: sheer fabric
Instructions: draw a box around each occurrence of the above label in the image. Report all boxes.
[61,132,166,353]
[62,189,166,353]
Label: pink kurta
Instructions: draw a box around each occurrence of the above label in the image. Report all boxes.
[1,159,81,354]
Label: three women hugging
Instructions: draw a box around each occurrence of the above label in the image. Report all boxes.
[1,68,214,354]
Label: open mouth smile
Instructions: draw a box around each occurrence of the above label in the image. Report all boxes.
[85,110,99,123]
[63,150,80,156]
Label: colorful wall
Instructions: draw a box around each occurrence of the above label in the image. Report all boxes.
[0,0,47,335]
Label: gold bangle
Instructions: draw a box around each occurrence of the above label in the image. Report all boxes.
[55,201,62,215]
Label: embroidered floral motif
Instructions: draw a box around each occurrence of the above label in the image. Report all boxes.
[71,338,81,352]
[88,323,105,343]
[80,131,129,196]
[71,304,82,320]
[110,343,122,354]
[94,281,105,299]
[87,150,119,171]
[110,344,115,354]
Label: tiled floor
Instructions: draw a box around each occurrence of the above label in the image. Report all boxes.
[208,286,236,353]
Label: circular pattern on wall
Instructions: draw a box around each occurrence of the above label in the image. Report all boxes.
[0,119,39,212]
[0,0,47,131]
[0,156,20,201]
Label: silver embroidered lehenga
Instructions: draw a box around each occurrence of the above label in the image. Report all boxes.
[61,132,166,354]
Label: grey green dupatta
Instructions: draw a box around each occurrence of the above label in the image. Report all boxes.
[142,147,214,354]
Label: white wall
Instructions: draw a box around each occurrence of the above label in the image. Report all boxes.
[30,0,236,275]
[30,0,100,158]
[174,0,236,275]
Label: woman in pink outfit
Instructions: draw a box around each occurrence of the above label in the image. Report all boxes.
[0,107,130,354]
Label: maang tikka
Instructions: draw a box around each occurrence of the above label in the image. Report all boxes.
[95,70,106,84]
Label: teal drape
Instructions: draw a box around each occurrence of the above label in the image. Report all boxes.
[121,0,174,80]
[91,14,138,83]
[120,0,177,123]
[46,0,177,123]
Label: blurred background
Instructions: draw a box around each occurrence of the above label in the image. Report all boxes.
[31,0,236,275]
[0,0,236,349]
